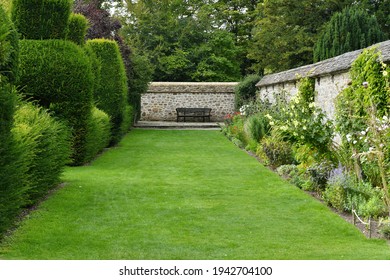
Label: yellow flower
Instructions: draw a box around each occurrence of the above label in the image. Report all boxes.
[383,70,388,77]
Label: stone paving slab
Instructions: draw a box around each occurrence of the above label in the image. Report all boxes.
[134,121,222,130]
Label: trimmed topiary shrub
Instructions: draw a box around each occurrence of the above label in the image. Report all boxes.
[85,106,111,162]
[11,0,71,39]
[18,39,94,165]
[120,104,133,135]
[12,102,71,205]
[234,74,261,110]
[86,39,128,144]
[0,4,19,83]
[66,13,88,45]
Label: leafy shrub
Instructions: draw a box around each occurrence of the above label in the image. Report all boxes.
[379,220,390,239]
[244,113,270,142]
[18,39,94,165]
[66,13,88,45]
[234,74,261,110]
[345,181,387,218]
[12,102,71,204]
[0,79,25,237]
[306,161,334,191]
[11,0,71,39]
[335,48,390,214]
[323,167,353,211]
[86,39,128,145]
[120,104,134,136]
[85,107,111,162]
[276,164,298,179]
[0,5,19,83]
[272,77,334,159]
[259,132,295,169]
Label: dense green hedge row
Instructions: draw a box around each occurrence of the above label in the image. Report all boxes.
[11,0,71,39]
[87,39,129,144]
[18,39,94,165]
[0,1,134,238]
[0,4,19,83]
[66,13,88,46]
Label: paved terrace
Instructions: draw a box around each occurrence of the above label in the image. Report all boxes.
[134,121,222,130]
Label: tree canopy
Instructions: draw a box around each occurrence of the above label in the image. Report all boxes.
[313,6,387,62]
[100,0,390,79]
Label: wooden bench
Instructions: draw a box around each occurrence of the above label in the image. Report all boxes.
[176,108,212,122]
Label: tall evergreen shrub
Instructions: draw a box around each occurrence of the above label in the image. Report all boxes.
[86,39,128,144]
[0,4,19,83]
[66,13,88,45]
[18,39,94,165]
[85,106,111,162]
[11,0,71,39]
[314,6,387,62]
[12,102,71,205]
[234,74,261,110]
[0,79,25,237]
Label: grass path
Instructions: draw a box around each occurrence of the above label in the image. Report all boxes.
[1,130,389,259]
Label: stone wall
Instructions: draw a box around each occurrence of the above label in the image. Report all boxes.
[256,40,390,119]
[141,82,237,121]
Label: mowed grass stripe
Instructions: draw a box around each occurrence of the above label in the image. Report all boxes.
[1,130,389,259]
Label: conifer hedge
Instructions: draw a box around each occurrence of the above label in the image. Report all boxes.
[66,13,88,46]
[0,79,24,237]
[86,39,129,144]
[12,102,71,205]
[18,39,94,165]
[314,6,387,62]
[11,0,71,39]
[0,5,19,83]
[85,107,111,162]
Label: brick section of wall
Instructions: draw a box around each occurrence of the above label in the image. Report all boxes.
[141,82,238,121]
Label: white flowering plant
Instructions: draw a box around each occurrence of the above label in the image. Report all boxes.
[335,48,390,216]
[271,77,334,158]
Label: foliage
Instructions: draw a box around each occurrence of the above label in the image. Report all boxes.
[18,39,94,165]
[259,131,296,169]
[335,47,390,214]
[271,77,334,159]
[86,38,128,145]
[74,0,152,121]
[222,112,247,145]
[0,0,11,13]
[307,161,334,191]
[0,4,19,83]
[313,6,387,62]
[121,0,242,81]
[345,181,387,218]
[120,104,133,137]
[85,106,111,162]
[74,0,121,40]
[244,112,270,143]
[66,13,88,45]
[125,43,153,120]
[379,220,390,239]
[12,102,71,205]
[11,0,71,39]
[0,79,24,237]
[234,74,261,110]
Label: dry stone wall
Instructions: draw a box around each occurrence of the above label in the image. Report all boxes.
[256,40,390,119]
[141,82,237,121]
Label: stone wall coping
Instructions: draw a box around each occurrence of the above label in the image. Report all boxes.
[147,82,238,93]
[256,39,390,87]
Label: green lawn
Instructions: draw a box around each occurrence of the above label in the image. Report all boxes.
[1,129,389,259]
